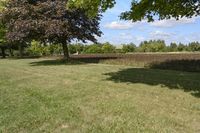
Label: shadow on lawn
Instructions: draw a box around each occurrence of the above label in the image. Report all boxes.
[149,59,200,72]
[29,56,118,66]
[104,68,200,98]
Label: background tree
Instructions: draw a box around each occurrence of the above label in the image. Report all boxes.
[1,0,41,57]
[83,44,102,53]
[122,43,136,53]
[169,43,178,52]
[69,43,84,54]
[101,42,116,53]
[69,0,200,21]
[149,40,166,52]
[139,40,166,52]
[1,0,102,59]
[67,0,116,17]
[177,43,186,52]
[188,42,200,52]
[121,0,200,22]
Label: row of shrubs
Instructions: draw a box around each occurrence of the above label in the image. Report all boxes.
[27,40,200,55]
[4,40,200,57]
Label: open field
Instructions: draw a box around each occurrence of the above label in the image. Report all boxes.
[71,53,200,72]
[0,57,200,132]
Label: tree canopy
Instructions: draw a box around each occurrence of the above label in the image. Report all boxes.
[67,0,116,17]
[1,0,102,58]
[67,0,200,21]
[121,0,200,22]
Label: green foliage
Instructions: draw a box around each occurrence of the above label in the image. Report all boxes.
[68,0,200,21]
[83,44,102,53]
[69,44,77,54]
[28,41,42,56]
[139,40,166,52]
[1,0,102,58]
[188,42,200,52]
[122,43,136,53]
[28,41,62,56]
[0,0,6,11]
[101,42,116,53]
[82,43,116,54]
[49,44,62,55]
[69,43,84,54]
[67,0,116,17]
[169,43,178,52]
[121,0,200,22]
[74,43,84,54]
[177,43,187,52]
[0,6,6,47]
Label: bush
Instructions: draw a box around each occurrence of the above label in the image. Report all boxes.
[83,44,102,53]
[101,42,116,53]
[28,41,42,56]
[122,43,136,53]
[69,44,77,54]
[28,41,62,56]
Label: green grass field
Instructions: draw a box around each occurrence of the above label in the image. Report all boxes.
[0,58,200,132]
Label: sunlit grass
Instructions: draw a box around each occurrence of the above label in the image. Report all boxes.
[0,58,200,132]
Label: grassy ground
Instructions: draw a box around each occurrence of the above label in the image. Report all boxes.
[0,58,200,132]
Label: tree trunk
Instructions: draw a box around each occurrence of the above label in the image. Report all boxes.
[9,46,14,57]
[1,47,6,58]
[62,41,70,60]
[18,44,23,58]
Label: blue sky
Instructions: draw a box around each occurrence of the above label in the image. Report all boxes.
[98,0,200,45]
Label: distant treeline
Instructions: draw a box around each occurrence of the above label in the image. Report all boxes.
[68,40,200,54]
[1,40,200,57]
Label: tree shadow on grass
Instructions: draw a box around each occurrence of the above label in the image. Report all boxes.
[29,56,118,66]
[148,59,200,72]
[104,68,200,98]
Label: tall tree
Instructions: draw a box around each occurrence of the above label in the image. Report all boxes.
[38,0,102,58]
[1,0,102,59]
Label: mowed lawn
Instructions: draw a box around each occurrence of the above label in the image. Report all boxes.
[0,59,200,133]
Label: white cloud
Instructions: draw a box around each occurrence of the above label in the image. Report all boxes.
[119,33,133,39]
[150,17,198,28]
[148,30,176,42]
[119,33,145,41]
[150,30,172,38]
[135,36,145,42]
[104,21,145,30]
[104,21,135,30]
[106,33,145,44]
[104,17,199,30]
